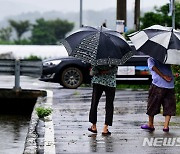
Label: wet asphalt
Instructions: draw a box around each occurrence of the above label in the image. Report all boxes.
[0,76,180,154]
[52,87,180,154]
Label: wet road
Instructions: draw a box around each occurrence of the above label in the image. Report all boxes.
[52,87,180,154]
[0,76,180,154]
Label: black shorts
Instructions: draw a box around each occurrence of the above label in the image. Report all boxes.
[147,84,176,116]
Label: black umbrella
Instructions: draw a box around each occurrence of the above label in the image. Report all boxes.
[129,25,180,65]
[62,26,134,66]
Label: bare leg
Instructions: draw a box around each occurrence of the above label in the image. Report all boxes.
[148,116,154,128]
[103,124,108,133]
[91,124,97,131]
[164,116,171,129]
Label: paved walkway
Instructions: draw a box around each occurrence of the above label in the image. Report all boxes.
[52,87,180,154]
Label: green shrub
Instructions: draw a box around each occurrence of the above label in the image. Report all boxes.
[36,107,52,119]
[176,103,180,115]
[116,84,149,90]
[25,55,42,60]
[172,65,180,115]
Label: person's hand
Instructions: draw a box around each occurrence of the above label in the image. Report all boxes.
[163,75,172,82]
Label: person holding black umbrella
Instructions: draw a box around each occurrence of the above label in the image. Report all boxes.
[141,57,176,132]
[62,25,133,135]
[88,65,118,135]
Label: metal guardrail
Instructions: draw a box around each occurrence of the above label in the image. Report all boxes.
[0,59,42,91]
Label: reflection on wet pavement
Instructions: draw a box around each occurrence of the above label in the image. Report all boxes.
[52,88,180,154]
[0,115,30,154]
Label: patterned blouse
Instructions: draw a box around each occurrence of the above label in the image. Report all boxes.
[90,65,118,87]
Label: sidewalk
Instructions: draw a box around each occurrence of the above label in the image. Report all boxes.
[52,87,180,154]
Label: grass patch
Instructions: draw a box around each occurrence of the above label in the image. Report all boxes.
[176,102,180,116]
[73,91,80,95]
[81,84,150,90]
[36,107,52,119]
[116,84,149,90]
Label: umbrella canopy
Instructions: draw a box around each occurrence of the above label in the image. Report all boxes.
[129,25,180,65]
[62,26,134,66]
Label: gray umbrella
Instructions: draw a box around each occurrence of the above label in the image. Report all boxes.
[129,25,180,65]
[62,26,134,66]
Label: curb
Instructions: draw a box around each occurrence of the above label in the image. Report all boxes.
[23,90,55,154]
[44,90,55,154]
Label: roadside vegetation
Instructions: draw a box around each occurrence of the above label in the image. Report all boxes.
[0,18,74,45]
[24,55,42,60]
[172,65,180,115]
[125,2,180,39]
[36,107,52,119]
[116,84,149,90]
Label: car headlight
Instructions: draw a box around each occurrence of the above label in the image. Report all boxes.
[43,60,62,66]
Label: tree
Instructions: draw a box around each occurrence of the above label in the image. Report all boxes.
[140,3,180,29]
[52,19,74,40]
[9,20,30,41]
[140,12,164,29]
[31,18,74,45]
[31,18,57,45]
[0,27,12,41]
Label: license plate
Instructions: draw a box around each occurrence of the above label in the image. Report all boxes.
[117,66,135,75]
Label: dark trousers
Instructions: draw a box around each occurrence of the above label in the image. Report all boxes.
[89,84,116,126]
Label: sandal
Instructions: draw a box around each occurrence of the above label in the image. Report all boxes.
[163,127,169,132]
[102,129,111,136]
[88,127,97,133]
[141,124,155,131]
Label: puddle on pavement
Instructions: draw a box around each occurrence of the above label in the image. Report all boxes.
[0,114,30,154]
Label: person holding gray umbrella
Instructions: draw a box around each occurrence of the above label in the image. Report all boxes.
[141,57,176,132]
[129,24,180,132]
[129,25,180,65]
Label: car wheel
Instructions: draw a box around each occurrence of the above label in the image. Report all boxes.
[61,67,83,89]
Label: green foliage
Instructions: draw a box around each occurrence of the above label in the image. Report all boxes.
[172,65,180,102]
[9,20,31,41]
[31,18,74,45]
[24,54,42,60]
[140,2,180,29]
[31,18,56,45]
[51,19,74,40]
[172,65,180,115]
[140,12,164,29]
[0,40,15,45]
[0,18,74,45]
[176,102,180,115]
[116,84,149,90]
[36,107,52,119]
[0,27,12,41]
[14,39,32,45]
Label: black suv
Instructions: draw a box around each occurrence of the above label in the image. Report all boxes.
[40,54,151,89]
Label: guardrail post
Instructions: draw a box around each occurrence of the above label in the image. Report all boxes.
[0,59,42,90]
[14,59,21,91]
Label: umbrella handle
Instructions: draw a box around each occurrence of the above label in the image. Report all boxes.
[108,57,112,67]
[100,26,103,32]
